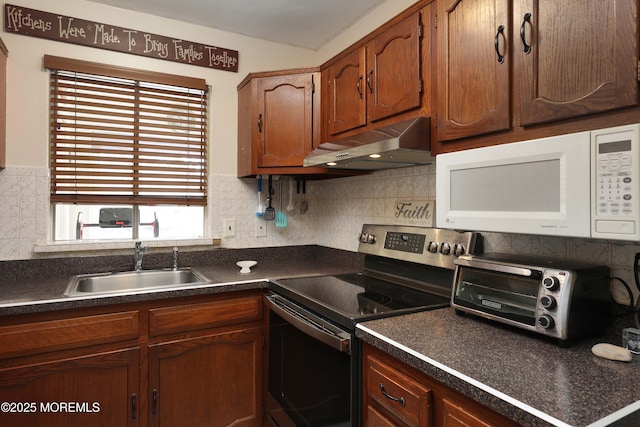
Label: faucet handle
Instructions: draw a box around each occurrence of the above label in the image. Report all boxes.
[172,247,179,270]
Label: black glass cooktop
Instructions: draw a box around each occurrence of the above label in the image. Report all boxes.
[270,273,450,330]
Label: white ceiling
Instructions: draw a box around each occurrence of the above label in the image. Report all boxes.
[87,0,387,50]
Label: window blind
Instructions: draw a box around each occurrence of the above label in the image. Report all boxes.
[46,56,208,206]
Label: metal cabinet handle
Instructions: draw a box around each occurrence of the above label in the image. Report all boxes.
[152,389,158,416]
[379,383,406,406]
[366,68,374,94]
[131,393,136,420]
[494,25,505,64]
[357,74,363,99]
[520,13,532,54]
[257,113,263,133]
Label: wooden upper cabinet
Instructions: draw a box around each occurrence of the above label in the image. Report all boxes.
[435,0,511,142]
[237,69,339,177]
[257,73,316,168]
[327,48,367,135]
[516,0,639,126]
[325,12,424,137]
[367,13,423,123]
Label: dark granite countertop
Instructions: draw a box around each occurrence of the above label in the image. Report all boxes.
[0,245,362,316]
[357,309,640,427]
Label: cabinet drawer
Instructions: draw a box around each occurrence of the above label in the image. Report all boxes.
[366,354,432,426]
[149,295,262,336]
[0,311,139,358]
[442,397,493,427]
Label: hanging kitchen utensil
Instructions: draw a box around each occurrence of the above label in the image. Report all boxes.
[286,178,295,213]
[256,175,264,217]
[264,175,276,221]
[300,177,308,214]
[275,178,288,228]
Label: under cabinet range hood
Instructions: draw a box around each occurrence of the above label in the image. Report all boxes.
[304,117,433,170]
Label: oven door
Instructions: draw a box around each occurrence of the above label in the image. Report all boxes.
[265,293,358,427]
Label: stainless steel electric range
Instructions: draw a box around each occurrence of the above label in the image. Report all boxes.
[265,224,480,427]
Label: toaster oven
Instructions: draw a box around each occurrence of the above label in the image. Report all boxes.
[451,253,612,342]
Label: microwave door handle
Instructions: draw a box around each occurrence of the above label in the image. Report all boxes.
[454,258,536,277]
[266,295,351,353]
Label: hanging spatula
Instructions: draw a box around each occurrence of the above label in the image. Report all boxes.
[275,178,288,228]
[263,175,276,221]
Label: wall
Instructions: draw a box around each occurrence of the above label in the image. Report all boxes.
[0,0,420,260]
[1,0,638,307]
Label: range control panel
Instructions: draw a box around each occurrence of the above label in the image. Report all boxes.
[358,224,480,270]
[384,232,426,253]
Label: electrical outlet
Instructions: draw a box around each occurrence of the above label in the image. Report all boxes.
[223,218,235,237]
[255,217,267,237]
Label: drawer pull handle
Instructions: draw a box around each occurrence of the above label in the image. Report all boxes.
[379,383,405,406]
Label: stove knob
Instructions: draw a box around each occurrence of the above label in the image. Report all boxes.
[359,233,367,243]
[366,234,376,244]
[540,295,557,310]
[543,276,560,291]
[440,242,451,255]
[453,243,465,256]
[537,314,555,329]
[427,241,439,253]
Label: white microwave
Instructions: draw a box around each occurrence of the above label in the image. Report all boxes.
[436,124,640,241]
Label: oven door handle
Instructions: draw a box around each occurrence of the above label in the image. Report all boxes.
[266,294,351,354]
[454,258,541,278]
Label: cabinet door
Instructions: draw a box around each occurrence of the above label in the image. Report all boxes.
[367,13,422,123]
[517,0,639,126]
[257,74,315,168]
[436,0,511,141]
[0,348,139,427]
[327,47,367,135]
[149,327,262,427]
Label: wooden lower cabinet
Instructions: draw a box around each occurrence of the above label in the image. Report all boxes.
[149,327,262,427]
[363,343,521,427]
[442,397,494,427]
[0,291,264,427]
[0,348,139,427]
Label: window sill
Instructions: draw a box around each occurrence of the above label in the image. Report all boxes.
[33,237,221,254]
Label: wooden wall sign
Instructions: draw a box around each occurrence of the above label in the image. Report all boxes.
[4,4,239,72]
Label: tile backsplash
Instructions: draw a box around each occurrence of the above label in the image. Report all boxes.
[2,164,640,305]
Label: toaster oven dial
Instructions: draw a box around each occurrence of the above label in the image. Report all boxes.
[542,276,560,291]
[537,314,555,329]
[440,242,451,255]
[427,241,439,253]
[540,295,557,310]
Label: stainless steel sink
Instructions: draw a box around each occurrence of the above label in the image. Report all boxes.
[65,268,210,296]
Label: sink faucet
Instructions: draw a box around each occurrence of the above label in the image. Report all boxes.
[172,247,179,271]
[134,241,148,271]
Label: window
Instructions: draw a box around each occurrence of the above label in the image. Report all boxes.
[45,56,208,241]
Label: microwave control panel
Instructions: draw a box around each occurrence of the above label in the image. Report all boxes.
[592,124,640,240]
